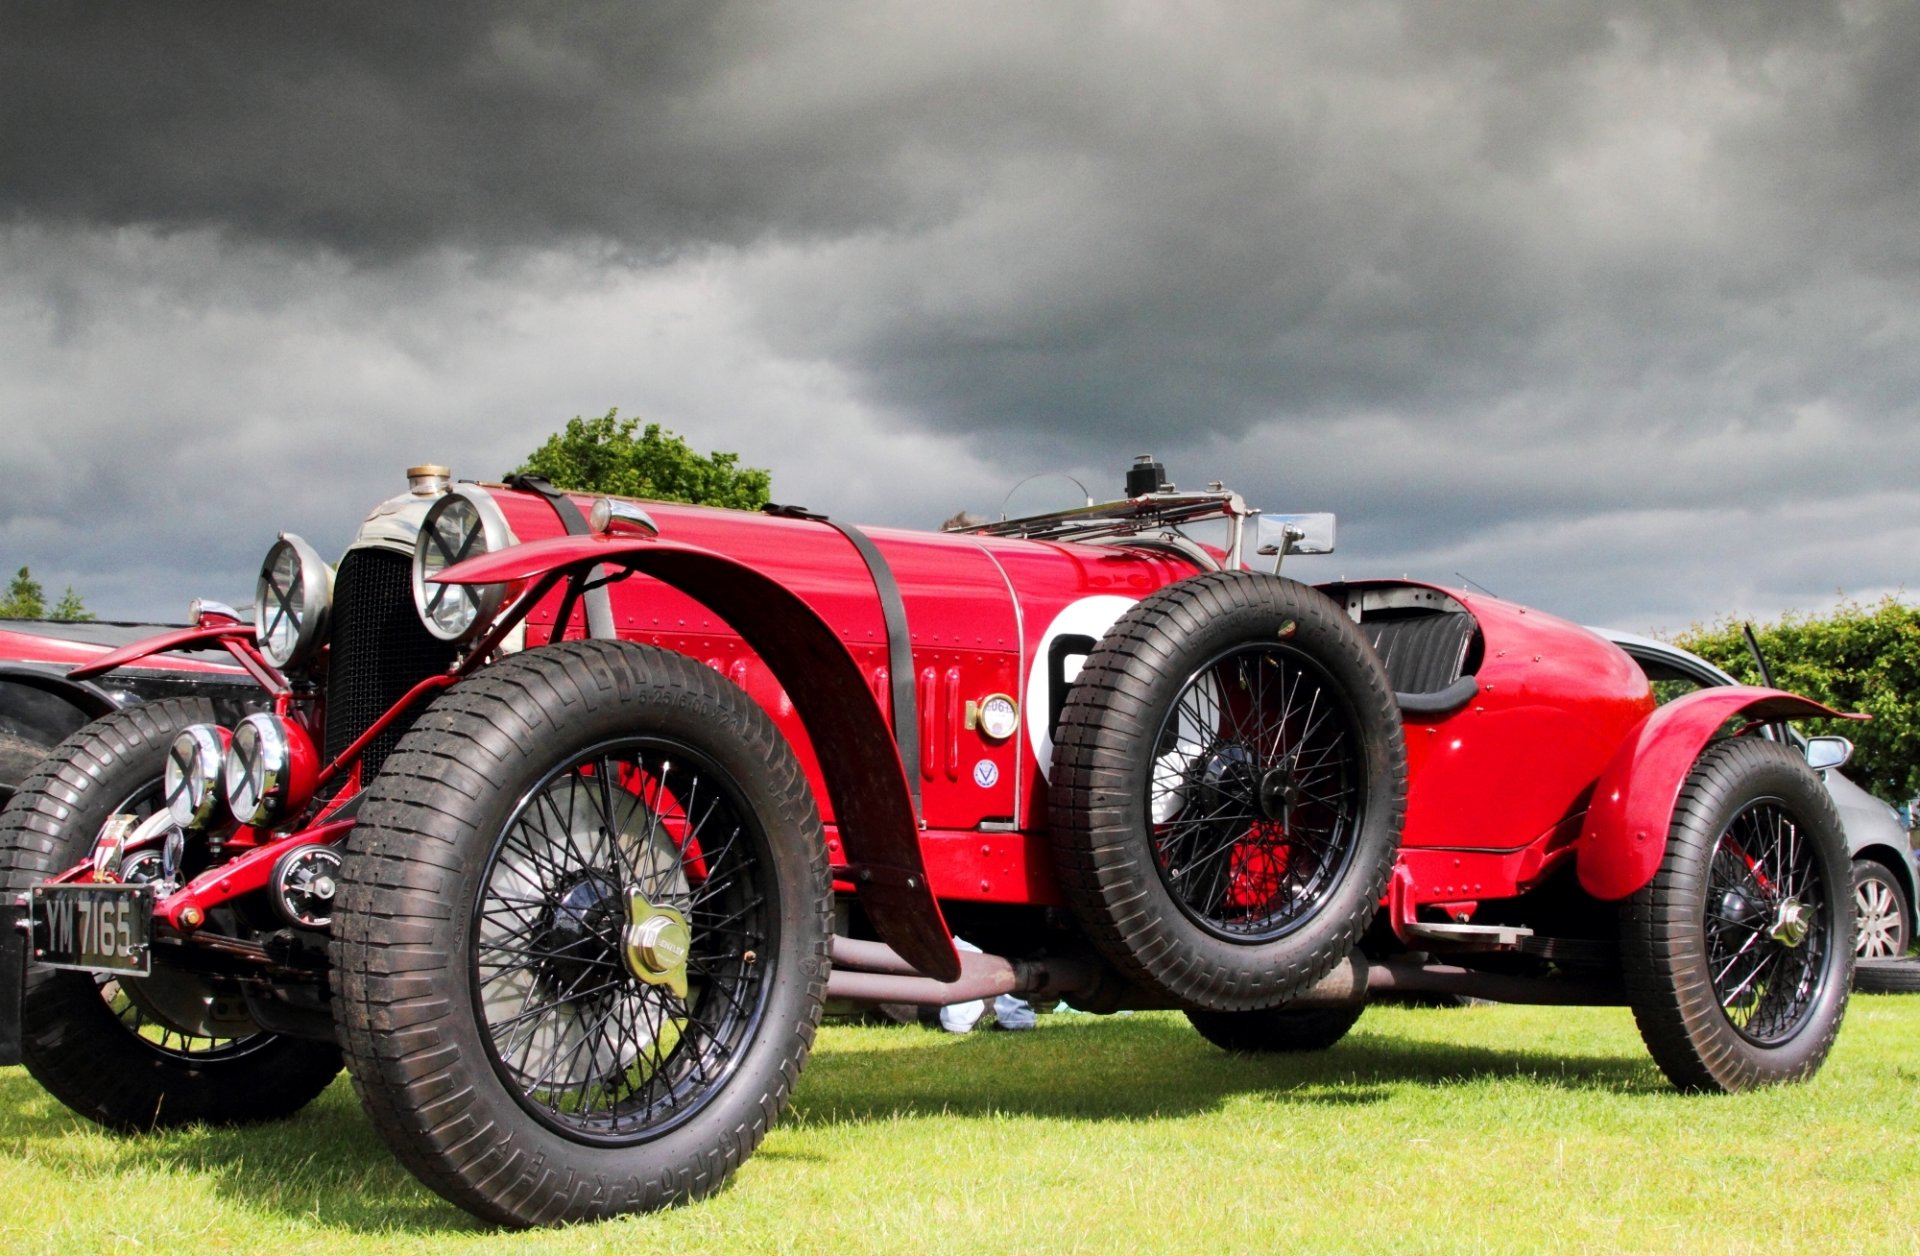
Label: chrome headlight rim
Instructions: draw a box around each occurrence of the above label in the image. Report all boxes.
[254,533,334,671]
[223,712,316,828]
[164,724,230,829]
[412,484,515,643]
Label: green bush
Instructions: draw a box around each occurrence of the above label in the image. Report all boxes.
[1677,596,1920,804]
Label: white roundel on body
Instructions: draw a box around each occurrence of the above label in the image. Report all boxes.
[1024,594,1138,783]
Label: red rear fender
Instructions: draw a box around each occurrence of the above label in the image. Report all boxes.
[1576,686,1859,901]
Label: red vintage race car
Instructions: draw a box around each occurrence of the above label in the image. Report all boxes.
[0,458,1857,1227]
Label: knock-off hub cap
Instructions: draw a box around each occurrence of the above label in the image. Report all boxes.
[623,888,691,1000]
[1769,899,1811,948]
[1257,765,1297,822]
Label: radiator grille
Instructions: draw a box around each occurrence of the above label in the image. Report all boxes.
[324,548,457,779]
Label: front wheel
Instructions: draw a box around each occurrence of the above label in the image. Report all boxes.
[332,641,831,1228]
[1622,738,1852,1092]
[0,698,341,1129]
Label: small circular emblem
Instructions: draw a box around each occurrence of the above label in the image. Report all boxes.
[973,759,1000,788]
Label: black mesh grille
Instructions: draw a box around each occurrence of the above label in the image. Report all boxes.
[324,548,457,779]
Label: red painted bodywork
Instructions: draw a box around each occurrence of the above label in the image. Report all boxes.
[460,493,1199,924]
[1576,687,1859,900]
[46,481,1862,973]
[1382,585,1655,906]
[434,498,1870,921]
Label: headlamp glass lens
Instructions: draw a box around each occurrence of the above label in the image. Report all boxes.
[223,714,287,826]
[257,543,304,664]
[420,497,484,637]
[253,534,331,670]
[164,725,226,828]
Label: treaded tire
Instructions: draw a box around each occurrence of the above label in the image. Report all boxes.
[1186,1003,1364,1053]
[1853,957,1920,994]
[0,699,342,1129]
[1621,738,1852,1092]
[1851,858,1912,960]
[1050,571,1406,1013]
[331,640,831,1228]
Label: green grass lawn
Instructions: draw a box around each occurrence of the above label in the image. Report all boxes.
[2,997,1917,1254]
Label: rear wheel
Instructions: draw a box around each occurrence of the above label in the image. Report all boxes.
[0,699,341,1129]
[1622,738,1851,1092]
[1050,572,1405,1012]
[1186,1003,1364,1053]
[333,640,830,1228]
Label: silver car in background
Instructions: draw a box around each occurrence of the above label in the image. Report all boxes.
[1600,630,1918,961]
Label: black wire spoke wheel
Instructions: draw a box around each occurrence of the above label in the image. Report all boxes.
[1148,643,1364,942]
[475,740,771,1142]
[334,640,830,1228]
[1701,801,1829,1044]
[0,698,341,1130]
[93,777,275,1063]
[1623,737,1852,1092]
[1051,572,1405,1012]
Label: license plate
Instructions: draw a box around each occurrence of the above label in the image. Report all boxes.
[30,883,155,977]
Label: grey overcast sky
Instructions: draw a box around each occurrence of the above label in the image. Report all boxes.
[3,1,1916,634]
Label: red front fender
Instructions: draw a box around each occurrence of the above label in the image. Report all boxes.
[439,531,962,982]
[1576,686,1860,901]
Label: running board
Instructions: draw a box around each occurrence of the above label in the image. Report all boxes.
[1399,920,1534,948]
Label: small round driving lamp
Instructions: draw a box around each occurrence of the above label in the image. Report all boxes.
[412,485,515,642]
[163,724,231,829]
[223,713,319,828]
[588,496,660,537]
[254,533,334,671]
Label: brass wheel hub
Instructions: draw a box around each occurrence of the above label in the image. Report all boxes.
[622,888,691,1000]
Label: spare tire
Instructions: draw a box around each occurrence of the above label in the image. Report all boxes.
[1049,571,1406,1012]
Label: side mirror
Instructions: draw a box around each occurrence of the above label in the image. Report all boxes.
[1803,735,1853,773]
[1252,512,1336,560]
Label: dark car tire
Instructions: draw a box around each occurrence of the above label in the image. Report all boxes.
[1851,858,1912,960]
[1186,1003,1364,1053]
[0,699,342,1129]
[1050,571,1406,1013]
[1622,738,1852,1092]
[1852,957,1920,994]
[332,640,831,1228]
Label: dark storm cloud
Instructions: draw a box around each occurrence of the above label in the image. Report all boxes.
[11,2,1916,447]
[4,1,1916,631]
[3,3,852,256]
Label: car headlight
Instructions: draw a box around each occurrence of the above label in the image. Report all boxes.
[254,533,334,671]
[164,724,230,829]
[223,713,319,827]
[412,484,515,642]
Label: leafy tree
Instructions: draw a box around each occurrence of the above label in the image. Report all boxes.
[1676,596,1920,803]
[52,585,94,622]
[0,567,45,618]
[0,567,94,620]
[510,410,771,510]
